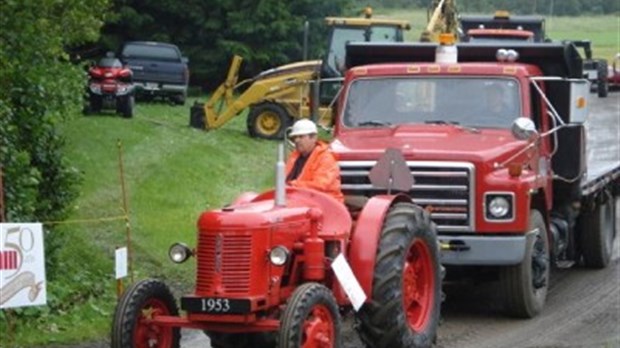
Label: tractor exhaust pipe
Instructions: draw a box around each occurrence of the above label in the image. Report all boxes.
[275,143,286,207]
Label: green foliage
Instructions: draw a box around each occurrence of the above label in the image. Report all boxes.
[0,98,279,345]
[0,0,108,281]
[99,0,353,89]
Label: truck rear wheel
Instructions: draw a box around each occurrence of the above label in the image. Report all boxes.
[278,282,341,348]
[247,102,292,140]
[111,279,180,348]
[500,210,549,318]
[579,193,616,268]
[357,202,440,348]
[597,60,609,98]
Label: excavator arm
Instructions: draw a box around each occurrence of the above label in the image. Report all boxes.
[420,0,459,42]
[194,55,318,131]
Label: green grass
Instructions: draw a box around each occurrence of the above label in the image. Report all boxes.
[0,99,279,347]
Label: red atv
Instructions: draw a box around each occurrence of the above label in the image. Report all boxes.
[85,54,135,118]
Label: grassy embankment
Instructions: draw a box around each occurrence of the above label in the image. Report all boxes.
[0,101,277,346]
[0,8,617,348]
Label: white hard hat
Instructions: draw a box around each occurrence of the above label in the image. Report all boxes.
[288,119,317,137]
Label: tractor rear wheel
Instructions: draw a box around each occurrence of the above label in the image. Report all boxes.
[247,102,292,140]
[500,210,549,318]
[357,202,440,348]
[579,193,616,268]
[111,279,180,348]
[278,282,341,348]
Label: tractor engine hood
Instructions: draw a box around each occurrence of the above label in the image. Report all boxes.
[332,125,528,167]
[197,199,311,231]
[197,188,352,234]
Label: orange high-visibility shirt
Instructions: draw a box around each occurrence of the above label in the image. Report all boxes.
[285,141,344,203]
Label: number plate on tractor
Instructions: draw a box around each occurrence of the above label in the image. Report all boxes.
[181,297,251,314]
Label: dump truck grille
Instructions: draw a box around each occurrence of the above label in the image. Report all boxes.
[195,233,252,295]
[340,161,475,233]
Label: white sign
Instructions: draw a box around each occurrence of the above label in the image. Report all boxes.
[115,247,128,279]
[331,253,367,311]
[0,223,47,309]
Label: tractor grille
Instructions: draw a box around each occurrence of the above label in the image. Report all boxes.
[195,232,252,295]
[340,161,475,233]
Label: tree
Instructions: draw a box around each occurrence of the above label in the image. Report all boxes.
[0,0,109,272]
[100,0,352,89]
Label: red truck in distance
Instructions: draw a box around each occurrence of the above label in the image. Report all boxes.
[335,40,619,318]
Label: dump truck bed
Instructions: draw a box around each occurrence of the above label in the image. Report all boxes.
[582,96,620,196]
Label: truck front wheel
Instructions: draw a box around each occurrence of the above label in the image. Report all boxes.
[278,282,341,348]
[358,202,441,348]
[579,193,616,268]
[500,210,549,318]
[111,279,180,348]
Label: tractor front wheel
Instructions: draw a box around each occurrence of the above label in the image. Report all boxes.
[278,282,341,348]
[247,102,292,140]
[111,279,180,348]
[358,202,441,348]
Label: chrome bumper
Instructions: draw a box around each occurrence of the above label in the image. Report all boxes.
[439,230,535,266]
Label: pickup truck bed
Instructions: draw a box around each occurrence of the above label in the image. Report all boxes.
[120,41,189,105]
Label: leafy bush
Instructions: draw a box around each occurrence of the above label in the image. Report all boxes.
[0,0,109,273]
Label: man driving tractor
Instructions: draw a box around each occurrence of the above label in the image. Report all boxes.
[286,119,344,203]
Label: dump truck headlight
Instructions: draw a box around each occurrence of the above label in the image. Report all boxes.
[485,193,514,221]
[169,243,193,263]
[269,246,289,266]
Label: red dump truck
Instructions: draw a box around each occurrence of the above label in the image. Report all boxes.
[334,40,619,318]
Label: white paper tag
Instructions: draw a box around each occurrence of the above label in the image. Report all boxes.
[331,253,367,311]
[115,247,128,279]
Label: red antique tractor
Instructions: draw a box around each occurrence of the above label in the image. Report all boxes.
[111,147,441,348]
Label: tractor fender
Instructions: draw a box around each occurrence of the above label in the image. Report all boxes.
[348,194,412,301]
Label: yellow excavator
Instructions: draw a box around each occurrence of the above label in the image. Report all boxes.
[420,0,459,42]
[190,8,411,139]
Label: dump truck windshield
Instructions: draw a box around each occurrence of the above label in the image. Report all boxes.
[342,77,521,129]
